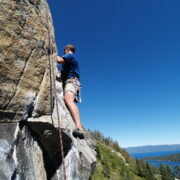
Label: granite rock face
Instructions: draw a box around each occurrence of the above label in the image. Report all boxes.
[0,0,96,179]
[0,0,55,121]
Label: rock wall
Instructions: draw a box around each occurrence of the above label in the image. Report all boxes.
[0,0,55,121]
[0,0,96,179]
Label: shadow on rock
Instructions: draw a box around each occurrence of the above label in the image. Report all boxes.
[25,121,72,179]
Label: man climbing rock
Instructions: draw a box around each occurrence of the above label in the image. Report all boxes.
[57,44,84,139]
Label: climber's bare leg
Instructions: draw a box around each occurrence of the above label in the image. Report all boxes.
[64,92,83,130]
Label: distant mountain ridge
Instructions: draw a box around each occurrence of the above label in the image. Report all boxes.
[125,144,180,154]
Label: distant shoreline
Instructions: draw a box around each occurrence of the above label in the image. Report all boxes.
[142,153,180,162]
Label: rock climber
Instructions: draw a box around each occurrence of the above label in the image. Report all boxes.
[56,44,84,139]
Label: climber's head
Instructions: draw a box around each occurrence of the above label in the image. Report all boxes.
[64,44,75,54]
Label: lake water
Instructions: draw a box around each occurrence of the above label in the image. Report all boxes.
[130,150,180,172]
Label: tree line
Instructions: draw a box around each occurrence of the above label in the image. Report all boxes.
[89,129,180,180]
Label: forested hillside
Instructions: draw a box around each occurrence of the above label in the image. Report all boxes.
[89,130,177,180]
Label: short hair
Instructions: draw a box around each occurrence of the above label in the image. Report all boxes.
[64,44,76,53]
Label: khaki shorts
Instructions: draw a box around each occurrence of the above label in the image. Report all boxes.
[64,78,81,102]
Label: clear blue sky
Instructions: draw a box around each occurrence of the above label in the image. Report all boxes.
[47,0,180,148]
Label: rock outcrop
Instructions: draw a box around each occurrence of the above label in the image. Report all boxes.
[0,0,96,179]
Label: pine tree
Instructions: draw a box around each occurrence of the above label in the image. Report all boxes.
[159,164,174,180]
[160,164,167,180]
[145,163,155,180]
[135,159,143,177]
[135,159,147,178]
[166,165,174,180]
[175,165,180,179]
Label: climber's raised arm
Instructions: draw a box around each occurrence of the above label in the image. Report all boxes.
[57,56,65,64]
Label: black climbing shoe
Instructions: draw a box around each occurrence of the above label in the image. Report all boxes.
[73,129,85,139]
